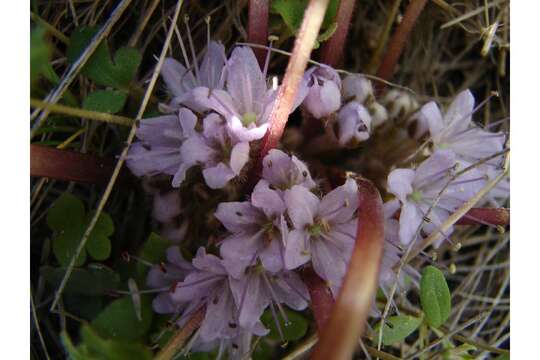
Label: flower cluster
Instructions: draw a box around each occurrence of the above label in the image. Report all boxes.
[386,90,507,247]
[145,150,363,357]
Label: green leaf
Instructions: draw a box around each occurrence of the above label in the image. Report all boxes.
[61,331,93,360]
[260,309,308,342]
[494,354,510,360]
[83,90,127,114]
[92,296,153,341]
[420,265,451,328]
[31,26,52,85]
[136,233,171,277]
[271,0,339,34]
[86,212,114,260]
[66,27,141,89]
[42,264,120,296]
[80,325,153,360]
[373,315,422,346]
[47,193,114,265]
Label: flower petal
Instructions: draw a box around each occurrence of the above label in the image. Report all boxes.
[215,201,261,233]
[387,168,416,202]
[229,142,250,175]
[284,229,311,270]
[319,178,359,223]
[284,185,320,229]
[202,163,236,189]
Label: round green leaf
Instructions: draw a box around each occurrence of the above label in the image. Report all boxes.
[420,265,451,328]
[47,193,85,231]
[80,325,152,360]
[86,213,114,260]
[260,309,308,342]
[373,315,422,346]
[41,264,120,296]
[83,90,127,114]
[92,296,153,341]
[52,228,87,267]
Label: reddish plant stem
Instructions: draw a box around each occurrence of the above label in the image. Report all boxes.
[248,0,269,67]
[320,0,356,67]
[30,144,123,185]
[259,0,330,159]
[311,177,384,360]
[375,0,428,92]
[392,207,510,226]
[301,267,335,331]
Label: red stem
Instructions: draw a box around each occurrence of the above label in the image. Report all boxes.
[320,0,356,67]
[392,207,510,226]
[301,267,335,331]
[30,144,126,185]
[248,0,269,67]
[375,0,428,92]
[311,177,385,360]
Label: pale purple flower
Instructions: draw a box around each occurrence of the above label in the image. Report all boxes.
[161,41,226,107]
[171,248,243,342]
[174,113,250,189]
[337,101,372,146]
[216,180,288,277]
[261,149,316,192]
[190,328,260,360]
[283,178,359,296]
[126,108,197,179]
[185,46,277,141]
[230,265,309,331]
[152,190,182,223]
[422,90,506,165]
[302,65,342,118]
[387,149,486,246]
[146,246,194,314]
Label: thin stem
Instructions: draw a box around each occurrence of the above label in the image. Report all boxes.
[320,0,357,67]
[49,0,185,312]
[248,0,269,67]
[312,177,385,360]
[259,0,331,158]
[375,0,428,90]
[366,0,402,74]
[128,0,161,47]
[30,99,134,126]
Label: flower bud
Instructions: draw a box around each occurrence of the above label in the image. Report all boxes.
[367,101,388,128]
[337,101,372,146]
[382,89,419,120]
[302,65,342,119]
[342,74,374,104]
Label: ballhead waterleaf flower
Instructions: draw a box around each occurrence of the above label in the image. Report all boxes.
[261,149,316,192]
[283,178,359,296]
[337,101,372,146]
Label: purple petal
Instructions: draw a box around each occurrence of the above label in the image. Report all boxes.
[203,163,236,189]
[230,274,269,330]
[152,191,181,223]
[251,180,286,217]
[215,201,261,233]
[387,168,416,202]
[398,201,423,245]
[444,89,474,134]
[422,102,444,137]
[229,142,250,175]
[284,229,311,270]
[220,231,264,278]
[319,178,359,223]
[311,239,348,296]
[199,41,227,89]
[160,58,197,97]
[284,185,320,229]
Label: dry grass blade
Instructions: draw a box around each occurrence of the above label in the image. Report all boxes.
[311,177,384,360]
[30,0,133,139]
[154,308,205,360]
[49,0,185,312]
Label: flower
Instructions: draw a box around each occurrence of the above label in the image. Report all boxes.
[302,65,342,118]
[161,41,226,107]
[283,178,359,296]
[422,90,506,165]
[230,264,309,331]
[170,248,249,342]
[216,180,288,277]
[126,108,197,180]
[185,46,277,142]
[152,190,182,223]
[261,149,316,192]
[337,101,372,146]
[174,113,250,189]
[387,149,485,246]
[146,246,194,314]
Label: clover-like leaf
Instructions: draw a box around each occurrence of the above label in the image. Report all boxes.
[80,325,153,360]
[47,193,114,266]
[136,232,171,277]
[31,26,52,85]
[42,264,120,296]
[260,309,308,342]
[420,265,451,328]
[271,0,339,34]
[66,26,141,89]
[83,90,128,114]
[373,315,422,346]
[92,296,153,341]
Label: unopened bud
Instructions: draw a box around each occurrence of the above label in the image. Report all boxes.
[342,74,374,104]
[367,101,388,128]
[302,65,342,119]
[337,101,372,147]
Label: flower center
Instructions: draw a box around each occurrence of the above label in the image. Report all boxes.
[241,112,257,126]
[409,190,423,202]
[307,219,330,236]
